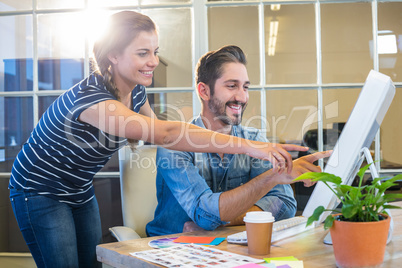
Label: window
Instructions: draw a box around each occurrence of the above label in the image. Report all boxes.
[321,2,373,83]
[264,3,317,85]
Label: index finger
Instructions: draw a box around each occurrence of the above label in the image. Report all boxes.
[281,144,309,152]
[303,150,333,163]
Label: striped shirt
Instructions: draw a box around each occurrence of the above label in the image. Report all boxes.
[9,73,147,206]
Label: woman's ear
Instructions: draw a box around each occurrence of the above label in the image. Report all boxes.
[108,52,119,65]
[197,82,211,101]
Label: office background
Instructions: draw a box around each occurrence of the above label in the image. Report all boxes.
[0,0,401,264]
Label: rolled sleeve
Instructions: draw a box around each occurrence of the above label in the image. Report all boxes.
[255,184,297,221]
[157,147,228,230]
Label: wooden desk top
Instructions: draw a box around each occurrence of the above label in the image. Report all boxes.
[97,201,402,268]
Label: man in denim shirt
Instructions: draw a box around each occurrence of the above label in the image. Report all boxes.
[146,45,330,236]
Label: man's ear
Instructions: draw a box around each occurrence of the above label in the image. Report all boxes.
[197,82,211,101]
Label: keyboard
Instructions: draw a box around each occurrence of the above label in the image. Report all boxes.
[227,216,314,244]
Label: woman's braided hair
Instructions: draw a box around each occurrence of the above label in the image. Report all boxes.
[92,11,156,149]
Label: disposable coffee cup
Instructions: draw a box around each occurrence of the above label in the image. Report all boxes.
[243,211,275,255]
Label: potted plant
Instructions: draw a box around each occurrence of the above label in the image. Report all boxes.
[294,163,402,268]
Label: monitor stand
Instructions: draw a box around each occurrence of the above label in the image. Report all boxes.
[322,147,394,245]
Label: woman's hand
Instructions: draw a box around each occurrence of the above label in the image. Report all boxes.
[247,143,309,173]
[274,150,333,185]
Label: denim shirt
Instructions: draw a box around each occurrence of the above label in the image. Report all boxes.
[146,116,296,236]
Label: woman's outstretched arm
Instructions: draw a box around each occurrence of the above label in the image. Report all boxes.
[79,100,308,172]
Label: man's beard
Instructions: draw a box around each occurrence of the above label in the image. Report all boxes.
[208,96,246,126]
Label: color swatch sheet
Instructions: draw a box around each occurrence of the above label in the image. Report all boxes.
[131,244,263,268]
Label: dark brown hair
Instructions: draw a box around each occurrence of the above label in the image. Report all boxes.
[195,45,247,96]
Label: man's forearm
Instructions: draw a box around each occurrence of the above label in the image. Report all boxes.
[224,205,263,226]
[218,171,279,222]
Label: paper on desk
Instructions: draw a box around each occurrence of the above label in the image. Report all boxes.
[259,263,276,268]
[264,256,299,262]
[271,260,303,268]
[208,237,226,245]
[172,236,226,246]
[232,263,268,268]
[173,236,216,244]
[131,244,264,268]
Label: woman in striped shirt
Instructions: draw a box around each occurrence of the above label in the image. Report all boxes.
[9,10,307,268]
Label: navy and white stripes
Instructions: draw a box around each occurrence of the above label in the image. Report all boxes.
[9,73,147,206]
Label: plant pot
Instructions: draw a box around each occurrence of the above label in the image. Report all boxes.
[329,213,390,268]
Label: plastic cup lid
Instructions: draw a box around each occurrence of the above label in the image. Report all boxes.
[243,211,275,223]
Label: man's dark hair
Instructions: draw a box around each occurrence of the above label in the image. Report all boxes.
[195,45,247,95]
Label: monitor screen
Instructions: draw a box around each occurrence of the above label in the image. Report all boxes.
[302,70,396,223]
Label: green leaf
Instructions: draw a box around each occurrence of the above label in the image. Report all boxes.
[382,205,402,210]
[357,163,373,180]
[341,202,359,218]
[336,185,354,196]
[306,206,325,226]
[382,193,402,202]
[365,210,379,221]
[378,182,399,193]
[348,187,360,201]
[387,174,402,182]
[371,176,388,186]
[294,172,342,185]
[293,172,319,182]
[324,215,335,230]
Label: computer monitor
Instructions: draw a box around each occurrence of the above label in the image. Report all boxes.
[302,70,396,224]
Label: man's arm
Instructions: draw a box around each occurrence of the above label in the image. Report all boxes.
[225,182,296,226]
[254,183,297,221]
[157,147,228,231]
[224,205,263,226]
[219,167,280,222]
